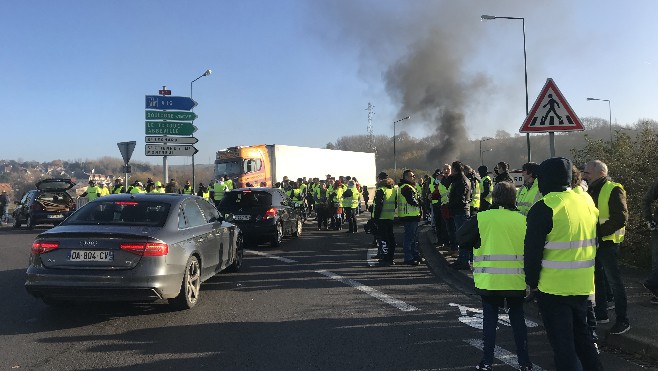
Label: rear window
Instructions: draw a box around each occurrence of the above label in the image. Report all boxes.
[220,191,273,209]
[63,201,171,226]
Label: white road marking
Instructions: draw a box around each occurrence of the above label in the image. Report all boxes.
[449,302,539,330]
[316,269,419,312]
[464,338,546,371]
[245,249,298,263]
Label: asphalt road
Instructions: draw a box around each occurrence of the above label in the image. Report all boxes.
[0,219,654,370]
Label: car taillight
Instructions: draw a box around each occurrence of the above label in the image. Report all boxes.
[262,207,277,220]
[120,242,169,256]
[32,241,60,254]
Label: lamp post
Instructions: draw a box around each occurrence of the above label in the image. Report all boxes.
[481,14,530,162]
[479,137,493,165]
[586,97,612,143]
[393,116,410,172]
[190,69,212,193]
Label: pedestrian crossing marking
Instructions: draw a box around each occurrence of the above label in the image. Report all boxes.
[520,78,584,133]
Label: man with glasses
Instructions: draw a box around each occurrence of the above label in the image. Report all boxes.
[398,170,423,265]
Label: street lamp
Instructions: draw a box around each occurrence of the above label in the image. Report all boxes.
[190,69,212,194]
[481,14,530,162]
[393,116,410,172]
[479,137,493,165]
[586,97,612,143]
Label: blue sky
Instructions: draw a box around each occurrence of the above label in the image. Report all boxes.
[2,1,657,165]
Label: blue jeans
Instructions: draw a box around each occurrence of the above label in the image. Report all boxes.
[480,296,531,368]
[594,241,628,321]
[537,292,603,371]
[403,220,419,262]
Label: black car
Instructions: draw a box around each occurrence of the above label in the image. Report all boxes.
[217,187,302,247]
[13,178,77,229]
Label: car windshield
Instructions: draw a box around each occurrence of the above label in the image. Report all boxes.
[63,201,171,226]
[220,191,272,210]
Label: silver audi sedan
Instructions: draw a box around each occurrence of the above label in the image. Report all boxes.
[25,193,243,310]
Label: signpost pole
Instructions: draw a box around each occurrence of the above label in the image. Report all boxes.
[160,87,169,186]
[549,132,556,157]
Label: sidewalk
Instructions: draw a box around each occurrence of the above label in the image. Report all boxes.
[418,225,658,363]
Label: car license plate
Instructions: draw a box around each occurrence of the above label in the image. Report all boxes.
[47,214,63,219]
[68,250,114,262]
[233,214,251,221]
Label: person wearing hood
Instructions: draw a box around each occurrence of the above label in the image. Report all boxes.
[372,172,397,265]
[398,170,423,265]
[457,181,533,371]
[525,157,602,371]
[341,180,360,233]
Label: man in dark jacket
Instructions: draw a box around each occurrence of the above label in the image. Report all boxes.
[457,181,533,371]
[525,157,602,371]
[442,161,471,269]
[372,172,397,265]
[398,170,423,265]
[583,160,630,335]
[494,161,514,184]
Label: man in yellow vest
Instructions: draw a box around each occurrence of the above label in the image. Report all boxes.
[372,172,397,265]
[525,157,603,370]
[398,170,423,265]
[457,181,533,371]
[516,162,542,216]
[583,159,630,335]
[211,180,228,208]
[111,178,125,194]
[182,180,194,195]
[81,180,101,201]
[98,182,110,197]
[341,180,360,233]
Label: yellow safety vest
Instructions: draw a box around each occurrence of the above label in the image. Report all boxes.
[86,186,101,200]
[213,183,227,201]
[341,187,360,208]
[473,208,527,291]
[397,183,420,217]
[538,190,599,296]
[516,179,541,216]
[470,179,481,209]
[373,187,396,220]
[597,181,626,243]
[439,183,450,205]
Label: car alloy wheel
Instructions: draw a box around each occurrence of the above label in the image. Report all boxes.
[228,233,244,272]
[169,255,201,310]
[271,222,283,247]
[292,218,302,238]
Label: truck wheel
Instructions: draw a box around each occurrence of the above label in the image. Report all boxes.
[168,255,201,310]
[271,222,283,247]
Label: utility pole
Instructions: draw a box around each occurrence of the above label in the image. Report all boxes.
[366,102,376,153]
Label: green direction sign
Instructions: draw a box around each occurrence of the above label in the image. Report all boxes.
[145,121,197,135]
[145,110,197,121]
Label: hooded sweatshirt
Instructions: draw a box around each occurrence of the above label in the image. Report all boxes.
[524,157,573,289]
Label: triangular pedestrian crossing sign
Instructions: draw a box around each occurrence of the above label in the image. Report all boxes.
[520,78,584,133]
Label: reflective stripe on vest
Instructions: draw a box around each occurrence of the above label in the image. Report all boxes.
[538,190,599,296]
[597,180,626,243]
[473,208,527,291]
[374,187,396,220]
[470,179,480,208]
[398,183,420,217]
[516,180,541,216]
